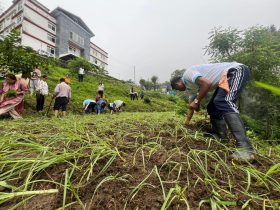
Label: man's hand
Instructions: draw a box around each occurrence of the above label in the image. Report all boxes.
[189,101,200,111]
[184,109,194,126]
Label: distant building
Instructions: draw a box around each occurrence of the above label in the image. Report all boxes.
[51,7,94,61]
[90,42,108,70]
[0,0,57,57]
[0,0,108,69]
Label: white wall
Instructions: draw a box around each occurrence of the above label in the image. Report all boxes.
[21,33,55,57]
[22,20,55,46]
[90,45,108,64]
[24,6,56,35]
[24,0,55,23]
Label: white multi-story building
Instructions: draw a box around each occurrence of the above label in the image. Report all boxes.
[0,0,108,70]
[0,0,57,57]
[90,42,108,70]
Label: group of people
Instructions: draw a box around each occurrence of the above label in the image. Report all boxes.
[0,67,125,118]
[1,61,256,160]
[129,86,144,100]
[83,98,125,115]
[82,82,125,115]
[0,67,50,119]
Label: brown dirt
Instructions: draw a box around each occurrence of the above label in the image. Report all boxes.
[1,120,280,210]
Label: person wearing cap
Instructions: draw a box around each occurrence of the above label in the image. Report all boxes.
[170,62,255,160]
[36,75,49,112]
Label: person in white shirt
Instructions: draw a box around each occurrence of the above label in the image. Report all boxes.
[108,100,125,114]
[36,75,48,112]
[78,66,85,82]
[53,78,71,117]
[97,82,104,97]
[171,62,254,160]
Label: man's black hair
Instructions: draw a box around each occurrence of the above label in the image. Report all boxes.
[170,76,182,89]
[60,78,65,82]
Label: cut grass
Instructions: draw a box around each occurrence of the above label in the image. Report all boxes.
[0,112,279,209]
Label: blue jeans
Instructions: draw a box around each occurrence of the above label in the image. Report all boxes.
[29,79,38,95]
[207,65,250,120]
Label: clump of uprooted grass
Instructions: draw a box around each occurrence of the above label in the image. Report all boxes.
[0,112,279,209]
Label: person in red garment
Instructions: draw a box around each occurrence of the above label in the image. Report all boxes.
[0,73,28,119]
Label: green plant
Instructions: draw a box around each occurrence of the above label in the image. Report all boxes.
[144,98,151,103]
[67,57,96,74]
[168,95,177,103]
[5,90,17,98]
[175,99,187,115]
[255,81,280,96]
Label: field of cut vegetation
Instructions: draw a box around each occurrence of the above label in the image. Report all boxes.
[0,112,279,209]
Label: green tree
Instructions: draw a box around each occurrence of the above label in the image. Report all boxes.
[0,30,51,75]
[67,57,95,74]
[144,80,153,90]
[96,66,109,76]
[205,25,280,140]
[139,79,146,88]
[205,27,241,61]
[151,75,158,91]
[170,69,185,79]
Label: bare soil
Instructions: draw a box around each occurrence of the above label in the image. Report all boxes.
[1,119,280,210]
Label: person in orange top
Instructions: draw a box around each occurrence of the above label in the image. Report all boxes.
[64,75,71,85]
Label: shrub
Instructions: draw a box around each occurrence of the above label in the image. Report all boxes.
[67,57,95,74]
[144,98,151,104]
[168,95,177,103]
[175,99,188,115]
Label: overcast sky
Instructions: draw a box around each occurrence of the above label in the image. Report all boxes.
[2,0,280,82]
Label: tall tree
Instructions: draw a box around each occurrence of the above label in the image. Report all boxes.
[205,27,241,62]
[151,75,158,91]
[139,79,146,88]
[0,29,51,74]
[205,25,280,139]
[170,69,185,79]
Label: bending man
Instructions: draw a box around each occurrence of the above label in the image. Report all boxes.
[170,62,255,160]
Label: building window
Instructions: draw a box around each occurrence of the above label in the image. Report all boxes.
[47,33,56,43]
[69,45,76,53]
[47,46,55,55]
[48,22,56,31]
[18,1,23,11]
[70,31,84,46]
[17,15,22,24]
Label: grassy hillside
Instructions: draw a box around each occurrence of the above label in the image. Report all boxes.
[23,66,177,114]
[0,112,279,209]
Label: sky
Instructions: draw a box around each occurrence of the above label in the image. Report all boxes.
[1,0,280,82]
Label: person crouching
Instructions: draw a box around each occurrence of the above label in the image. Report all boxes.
[83,99,96,114]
